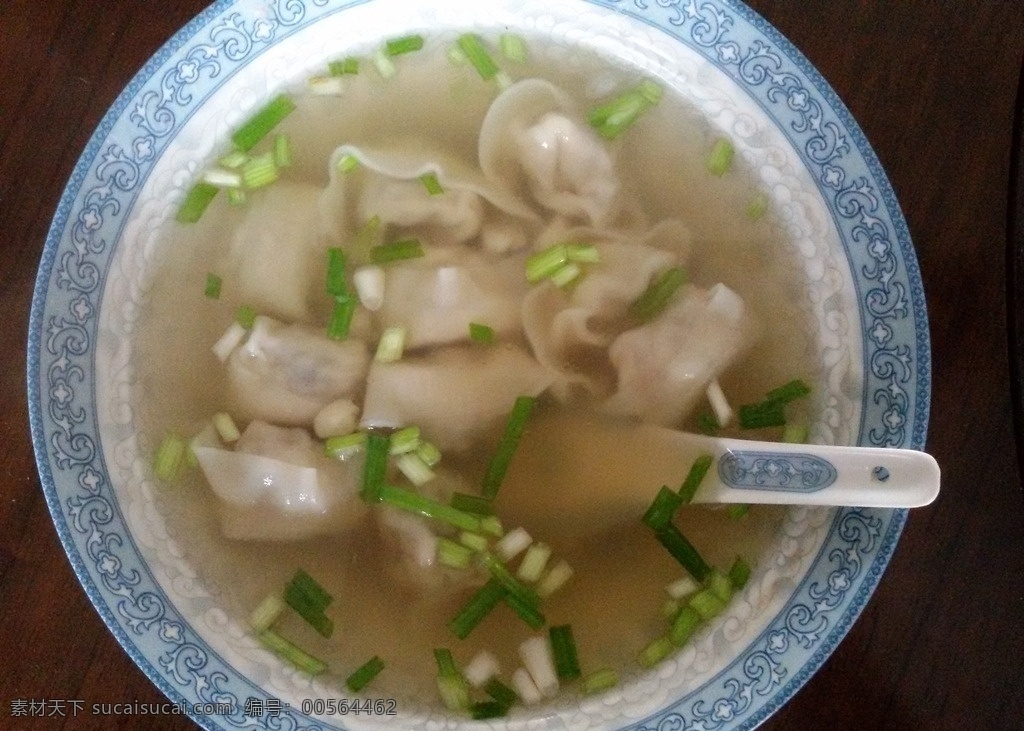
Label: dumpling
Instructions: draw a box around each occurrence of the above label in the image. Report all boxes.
[600,283,758,426]
[521,222,691,402]
[359,344,552,453]
[191,421,368,541]
[217,181,323,323]
[318,142,539,252]
[225,316,370,427]
[479,79,624,229]
[378,248,530,350]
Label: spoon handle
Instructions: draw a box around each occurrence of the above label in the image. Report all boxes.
[687,436,940,508]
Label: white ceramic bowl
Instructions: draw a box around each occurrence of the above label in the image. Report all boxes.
[29,1,930,729]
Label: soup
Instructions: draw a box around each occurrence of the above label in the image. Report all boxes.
[136,31,816,716]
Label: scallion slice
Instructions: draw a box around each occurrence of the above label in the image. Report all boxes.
[587,80,662,139]
[677,453,714,504]
[499,33,528,64]
[232,94,296,152]
[481,552,541,612]
[469,322,495,344]
[370,238,425,264]
[457,34,500,80]
[204,272,223,299]
[396,452,435,486]
[450,492,496,516]
[386,34,425,56]
[374,326,406,363]
[326,247,349,299]
[324,430,367,459]
[329,57,360,76]
[655,524,712,583]
[629,266,686,321]
[337,153,360,173]
[638,635,674,668]
[728,556,752,589]
[273,134,292,168]
[727,503,750,520]
[248,592,286,632]
[670,605,703,646]
[258,629,327,675]
[688,588,727,621]
[535,559,573,598]
[484,676,519,707]
[481,395,536,499]
[448,580,506,639]
[236,304,257,329]
[548,625,581,681]
[327,296,356,341]
[419,171,444,195]
[154,433,186,481]
[389,425,422,454]
[379,484,482,532]
[360,432,391,502]
[176,182,219,223]
[642,486,684,531]
[212,412,240,443]
[470,701,508,720]
[346,655,385,692]
[525,243,569,283]
[503,590,546,630]
[582,668,619,694]
[706,137,735,176]
[240,151,279,189]
[516,542,552,583]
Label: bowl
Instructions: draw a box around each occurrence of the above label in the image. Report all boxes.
[28,0,930,729]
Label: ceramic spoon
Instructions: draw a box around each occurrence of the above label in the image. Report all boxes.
[497,412,940,538]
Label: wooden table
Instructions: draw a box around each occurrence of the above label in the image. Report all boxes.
[2,1,1022,729]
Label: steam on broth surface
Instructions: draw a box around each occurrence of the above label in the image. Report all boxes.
[137,33,814,710]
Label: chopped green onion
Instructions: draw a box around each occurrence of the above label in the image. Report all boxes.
[484,676,519,707]
[670,605,703,646]
[273,134,292,168]
[346,655,385,692]
[737,402,787,429]
[481,552,541,611]
[535,559,573,598]
[286,568,333,609]
[236,304,257,329]
[437,673,471,711]
[518,635,558,697]
[326,247,349,299]
[638,635,674,668]
[248,592,286,632]
[470,701,508,720]
[258,629,327,675]
[677,453,714,504]
[240,151,279,189]
[655,524,712,583]
[329,57,360,76]
[324,430,367,459]
[582,668,618,695]
[218,149,249,169]
[457,34,500,81]
[360,432,391,502]
[746,191,769,220]
[396,452,435,486]
[176,182,219,223]
[204,272,223,299]
[696,412,719,435]
[629,266,687,321]
[566,243,601,264]
[202,168,243,189]
[665,575,700,600]
[337,153,360,173]
[389,425,422,454]
[481,395,536,499]
[379,484,482,532]
[434,647,460,677]
[458,531,490,553]
[212,412,240,443]
[373,49,397,79]
[503,590,546,630]
[516,542,552,583]
[705,571,734,604]
[327,296,356,341]
[284,583,334,639]
[588,80,663,139]
[450,492,496,516]
[232,94,296,152]
[370,238,425,264]
[495,526,532,561]
[154,433,186,481]
[499,33,528,64]
[642,486,684,532]
[469,322,495,344]
[688,588,727,621]
[374,326,406,363]
[385,34,425,56]
[419,171,444,195]
[525,243,569,283]
[463,650,500,687]
[727,503,750,520]
[766,378,812,402]
[782,422,809,444]
[479,514,504,538]
[227,188,247,206]
[707,137,735,176]
[548,625,581,680]
[728,556,752,589]
[448,579,506,639]
[416,440,442,468]
[548,261,582,288]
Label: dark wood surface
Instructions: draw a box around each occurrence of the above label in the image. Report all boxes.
[2,1,1022,729]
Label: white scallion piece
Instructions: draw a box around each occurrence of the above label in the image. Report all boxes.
[511,667,543,706]
[518,635,559,698]
[212,322,248,362]
[306,75,345,96]
[463,650,501,688]
[495,526,532,561]
[516,542,552,583]
[353,265,385,311]
[212,412,241,443]
[202,168,243,189]
[373,50,397,79]
[248,593,286,632]
[535,559,574,598]
[666,575,701,600]
[375,326,406,363]
[396,452,435,486]
[706,379,733,428]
